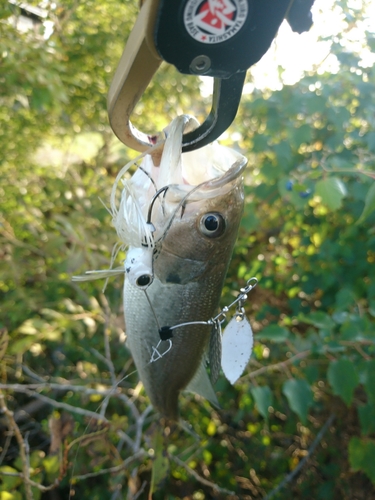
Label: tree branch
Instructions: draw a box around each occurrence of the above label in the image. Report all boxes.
[246,350,311,380]
[170,454,236,496]
[0,391,34,500]
[71,449,147,481]
[0,385,109,423]
[264,413,336,500]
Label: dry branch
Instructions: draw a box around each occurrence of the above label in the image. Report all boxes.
[71,449,147,481]
[0,391,34,500]
[171,454,236,496]
[264,413,336,500]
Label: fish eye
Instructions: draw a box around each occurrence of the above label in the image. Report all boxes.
[136,274,152,287]
[199,213,226,238]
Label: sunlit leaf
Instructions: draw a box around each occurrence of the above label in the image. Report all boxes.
[0,491,22,500]
[0,466,22,492]
[315,177,347,210]
[356,182,375,225]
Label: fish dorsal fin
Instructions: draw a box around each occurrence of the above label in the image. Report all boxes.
[185,362,220,409]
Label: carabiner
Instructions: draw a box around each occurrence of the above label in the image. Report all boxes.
[108,0,315,153]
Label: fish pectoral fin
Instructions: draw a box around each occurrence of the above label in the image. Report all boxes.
[184,362,220,409]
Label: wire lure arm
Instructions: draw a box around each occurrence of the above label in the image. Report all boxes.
[158,277,258,341]
[108,0,316,153]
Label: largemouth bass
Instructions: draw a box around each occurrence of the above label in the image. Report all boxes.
[112,116,247,421]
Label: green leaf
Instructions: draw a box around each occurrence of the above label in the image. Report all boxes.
[299,311,335,330]
[364,360,375,403]
[282,379,313,424]
[9,337,38,356]
[335,288,356,311]
[315,177,347,210]
[327,359,359,405]
[274,141,292,168]
[0,466,22,492]
[0,491,23,500]
[290,124,313,148]
[356,182,375,224]
[43,455,60,482]
[240,203,260,232]
[150,429,169,495]
[358,403,375,435]
[256,324,289,342]
[349,437,375,484]
[251,386,273,420]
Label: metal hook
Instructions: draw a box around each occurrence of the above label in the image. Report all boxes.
[147,186,169,224]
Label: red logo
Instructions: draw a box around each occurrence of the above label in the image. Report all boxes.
[197,0,236,34]
[184,0,248,44]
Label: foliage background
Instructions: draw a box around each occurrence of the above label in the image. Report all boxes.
[1,0,375,498]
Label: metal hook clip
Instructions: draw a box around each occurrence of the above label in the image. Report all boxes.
[108,0,310,153]
[107,0,245,153]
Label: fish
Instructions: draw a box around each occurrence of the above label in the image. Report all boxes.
[112,116,247,421]
[75,115,247,421]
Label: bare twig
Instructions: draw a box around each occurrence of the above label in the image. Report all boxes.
[116,430,136,451]
[131,480,147,500]
[116,405,152,454]
[170,454,235,496]
[0,381,143,430]
[0,470,58,492]
[351,343,372,361]
[90,348,116,385]
[0,430,12,465]
[0,385,108,423]
[245,350,311,380]
[13,399,49,423]
[134,405,153,452]
[21,364,47,382]
[71,449,147,481]
[0,391,34,500]
[0,382,104,392]
[99,293,117,384]
[264,413,336,500]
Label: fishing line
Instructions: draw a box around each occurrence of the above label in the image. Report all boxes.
[138,164,158,194]
[138,164,167,217]
[153,277,258,344]
[142,289,161,331]
[110,139,165,214]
